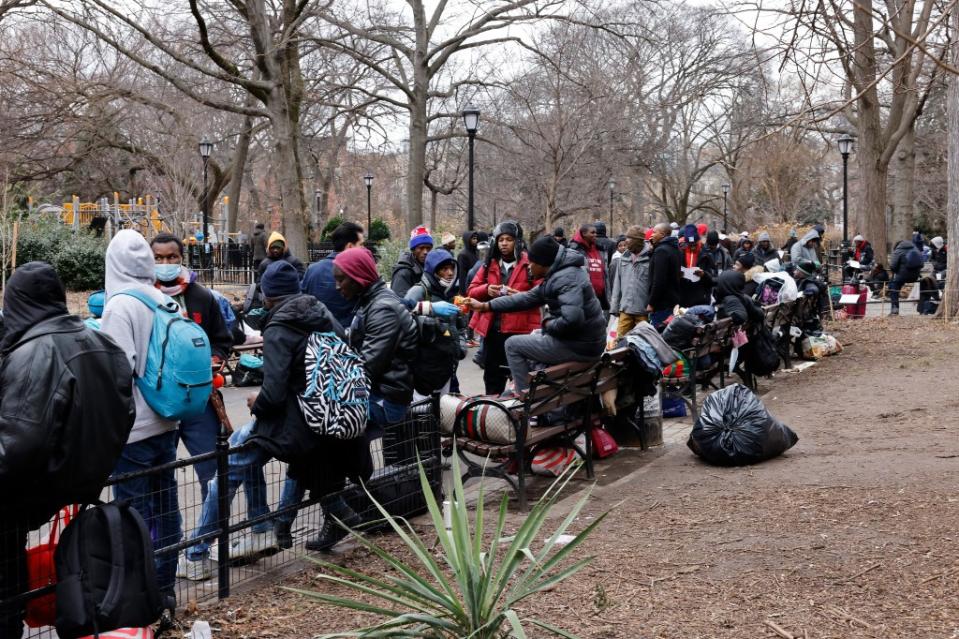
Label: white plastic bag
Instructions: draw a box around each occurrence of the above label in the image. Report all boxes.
[753,271,799,303]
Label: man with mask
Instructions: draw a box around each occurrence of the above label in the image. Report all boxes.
[101,230,181,612]
[469,237,605,392]
[256,231,306,281]
[0,264,135,638]
[150,233,232,506]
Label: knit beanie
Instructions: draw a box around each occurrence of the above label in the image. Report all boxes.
[706,230,720,247]
[409,226,434,250]
[334,248,380,288]
[261,261,300,297]
[795,259,818,276]
[736,252,756,269]
[528,236,561,266]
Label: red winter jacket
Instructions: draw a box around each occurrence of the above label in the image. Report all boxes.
[468,252,542,337]
[569,230,607,301]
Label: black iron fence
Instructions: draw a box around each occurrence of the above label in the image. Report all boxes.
[2,397,442,638]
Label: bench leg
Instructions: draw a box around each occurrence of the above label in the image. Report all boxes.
[516,445,527,510]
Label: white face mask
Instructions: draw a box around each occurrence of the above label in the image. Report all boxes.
[439,276,455,289]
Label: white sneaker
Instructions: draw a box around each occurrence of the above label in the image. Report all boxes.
[176,554,213,581]
[229,530,278,562]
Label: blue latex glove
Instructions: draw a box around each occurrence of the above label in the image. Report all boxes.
[431,301,461,318]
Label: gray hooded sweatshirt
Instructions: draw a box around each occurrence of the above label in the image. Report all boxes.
[790,229,820,264]
[101,229,177,444]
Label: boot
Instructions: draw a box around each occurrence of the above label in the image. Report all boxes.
[274,519,293,550]
[305,499,361,552]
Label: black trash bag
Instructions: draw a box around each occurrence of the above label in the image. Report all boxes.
[687,383,798,466]
[742,324,780,376]
[663,315,702,351]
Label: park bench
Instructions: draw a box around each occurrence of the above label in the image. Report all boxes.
[449,349,630,509]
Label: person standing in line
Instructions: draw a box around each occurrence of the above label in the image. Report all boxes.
[251,222,268,274]
[609,226,652,337]
[391,227,433,297]
[646,223,681,327]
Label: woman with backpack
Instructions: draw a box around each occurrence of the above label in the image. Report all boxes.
[467,221,541,395]
[405,249,468,394]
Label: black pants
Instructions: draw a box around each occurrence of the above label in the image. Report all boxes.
[0,522,27,639]
[483,327,510,396]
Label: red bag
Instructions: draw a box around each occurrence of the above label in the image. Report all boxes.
[25,505,78,628]
[591,427,620,459]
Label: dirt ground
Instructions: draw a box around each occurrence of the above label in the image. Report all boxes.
[181,317,959,639]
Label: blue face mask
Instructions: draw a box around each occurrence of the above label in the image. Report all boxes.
[155,264,182,282]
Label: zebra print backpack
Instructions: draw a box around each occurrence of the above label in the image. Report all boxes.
[297,331,370,439]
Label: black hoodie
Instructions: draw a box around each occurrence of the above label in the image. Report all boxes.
[456,230,488,295]
[714,271,764,326]
[250,294,371,493]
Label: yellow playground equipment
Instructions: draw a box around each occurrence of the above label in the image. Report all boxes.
[59,194,171,237]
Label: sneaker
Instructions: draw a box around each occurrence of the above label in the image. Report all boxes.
[176,554,212,581]
[889,308,899,316]
[466,339,480,348]
[305,509,362,553]
[274,520,293,550]
[229,530,279,564]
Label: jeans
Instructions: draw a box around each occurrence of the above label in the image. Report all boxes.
[0,520,27,639]
[370,393,406,469]
[504,333,600,392]
[178,401,219,503]
[112,430,182,596]
[274,477,306,527]
[889,277,910,311]
[186,420,271,561]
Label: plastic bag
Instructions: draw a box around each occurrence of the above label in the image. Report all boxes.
[687,384,798,466]
[753,272,799,303]
[802,334,842,359]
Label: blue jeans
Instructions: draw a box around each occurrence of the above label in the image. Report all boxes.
[889,277,909,311]
[112,430,181,595]
[274,477,306,527]
[368,394,407,439]
[178,401,219,502]
[186,421,271,561]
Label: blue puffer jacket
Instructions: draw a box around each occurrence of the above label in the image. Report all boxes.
[891,240,922,282]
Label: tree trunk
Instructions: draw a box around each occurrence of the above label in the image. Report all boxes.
[407,94,428,232]
[889,126,916,246]
[944,6,959,318]
[429,187,438,230]
[857,135,889,262]
[270,97,309,260]
[226,113,255,234]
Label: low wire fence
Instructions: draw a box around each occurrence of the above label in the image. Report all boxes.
[2,398,442,638]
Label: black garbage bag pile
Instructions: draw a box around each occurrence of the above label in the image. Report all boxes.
[687,383,798,466]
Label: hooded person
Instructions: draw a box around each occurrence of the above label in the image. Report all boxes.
[391,227,433,297]
[469,237,606,392]
[704,230,732,273]
[456,229,488,295]
[0,264,136,638]
[647,223,682,326]
[930,236,947,274]
[889,240,923,315]
[791,228,820,264]
[568,224,609,310]
[714,270,765,326]
[851,234,875,268]
[467,221,541,395]
[753,231,778,264]
[733,236,755,263]
[678,223,716,308]
[592,221,617,264]
[256,231,306,281]
[552,226,568,247]
[101,229,182,606]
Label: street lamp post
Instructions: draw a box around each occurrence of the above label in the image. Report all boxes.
[198,138,213,272]
[462,105,480,231]
[837,134,854,268]
[721,183,730,233]
[608,177,616,230]
[363,172,374,232]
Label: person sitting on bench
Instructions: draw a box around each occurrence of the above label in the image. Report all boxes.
[469,236,606,393]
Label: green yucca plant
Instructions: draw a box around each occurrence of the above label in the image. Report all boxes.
[288,453,606,638]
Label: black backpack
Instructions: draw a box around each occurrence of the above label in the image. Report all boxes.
[742,324,780,376]
[411,314,459,395]
[54,502,166,638]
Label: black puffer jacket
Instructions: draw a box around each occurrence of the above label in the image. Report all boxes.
[489,247,606,357]
[350,280,418,404]
[714,271,765,326]
[890,240,922,282]
[390,252,424,297]
[0,264,135,527]
[250,294,371,493]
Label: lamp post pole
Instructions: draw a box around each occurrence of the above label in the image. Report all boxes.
[837,133,854,279]
[198,138,213,273]
[462,106,480,231]
[364,172,374,231]
[721,183,730,233]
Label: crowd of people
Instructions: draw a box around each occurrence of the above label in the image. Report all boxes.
[0,215,947,638]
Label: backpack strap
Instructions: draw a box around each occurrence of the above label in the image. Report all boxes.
[96,503,128,620]
[116,289,180,314]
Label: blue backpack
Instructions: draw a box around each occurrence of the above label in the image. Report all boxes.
[906,248,923,270]
[118,290,213,420]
